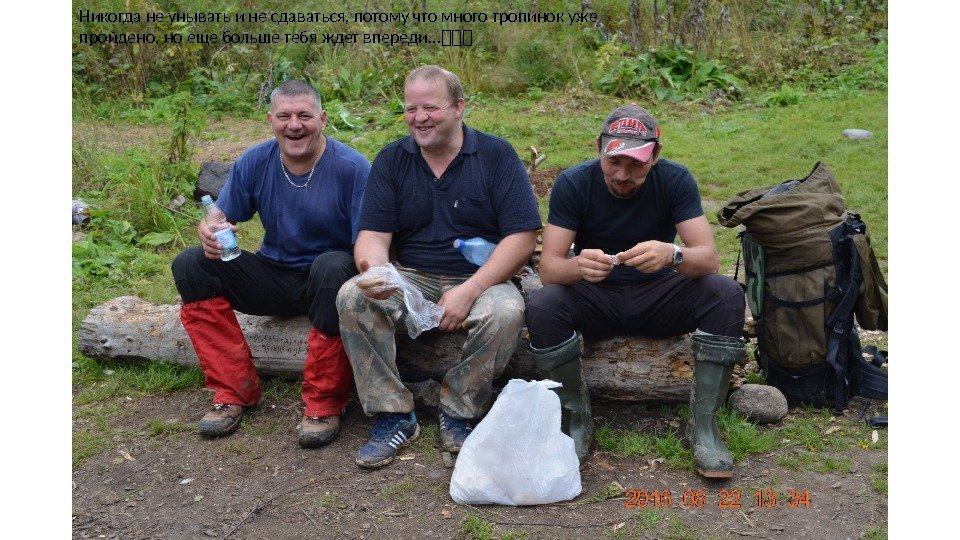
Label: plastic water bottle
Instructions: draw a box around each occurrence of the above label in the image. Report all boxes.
[200,195,241,261]
[453,237,497,266]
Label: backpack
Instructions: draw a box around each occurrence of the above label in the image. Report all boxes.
[718,162,888,413]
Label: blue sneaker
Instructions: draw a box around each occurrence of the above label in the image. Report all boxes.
[438,411,474,452]
[356,412,420,469]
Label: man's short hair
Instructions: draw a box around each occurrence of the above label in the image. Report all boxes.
[270,80,322,111]
[404,65,464,103]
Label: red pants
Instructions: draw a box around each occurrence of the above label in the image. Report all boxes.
[174,249,356,416]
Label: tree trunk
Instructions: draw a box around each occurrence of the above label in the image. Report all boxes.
[78,296,745,402]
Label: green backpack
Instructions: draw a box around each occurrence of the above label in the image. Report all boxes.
[718,162,888,413]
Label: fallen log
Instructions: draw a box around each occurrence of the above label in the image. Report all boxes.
[78,296,744,402]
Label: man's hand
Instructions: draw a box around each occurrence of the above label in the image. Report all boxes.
[355,258,399,300]
[437,281,482,331]
[577,249,615,282]
[617,241,672,273]
[357,259,397,300]
[198,219,238,260]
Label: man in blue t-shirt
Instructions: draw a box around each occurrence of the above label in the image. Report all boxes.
[336,66,542,469]
[171,80,371,448]
[525,104,747,478]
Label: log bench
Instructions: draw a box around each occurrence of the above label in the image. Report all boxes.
[78,295,749,402]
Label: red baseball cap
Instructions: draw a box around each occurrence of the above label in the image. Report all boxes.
[599,104,661,162]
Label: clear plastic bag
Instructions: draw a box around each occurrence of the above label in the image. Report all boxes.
[449,379,582,506]
[355,263,444,338]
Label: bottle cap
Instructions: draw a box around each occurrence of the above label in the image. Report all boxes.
[453,239,464,249]
[200,195,213,204]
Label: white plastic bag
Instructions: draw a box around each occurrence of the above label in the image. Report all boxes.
[355,263,444,338]
[449,379,582,506]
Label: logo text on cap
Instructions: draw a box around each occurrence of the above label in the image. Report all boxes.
[609,118,650,137]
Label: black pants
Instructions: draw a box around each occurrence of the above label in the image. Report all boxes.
[171,247,356,336]
[525,272,745,349]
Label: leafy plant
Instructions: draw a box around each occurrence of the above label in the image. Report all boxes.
[596,48,743,101]
[166,91,205,163]
[72,212,141,282]
[323,100,361,131]
[333,68,367,101]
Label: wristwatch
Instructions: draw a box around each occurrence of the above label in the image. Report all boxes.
[669,244,683,267]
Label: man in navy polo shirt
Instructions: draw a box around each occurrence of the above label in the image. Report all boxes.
[525,104,746,477]
[336,65,542,469]
[172,80,370,448]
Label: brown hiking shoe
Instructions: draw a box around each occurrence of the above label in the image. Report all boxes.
[198,403,246,438]
[297,415,341,448]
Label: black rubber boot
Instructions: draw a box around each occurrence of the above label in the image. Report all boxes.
[688,330,747,479]
[530,332,594,465]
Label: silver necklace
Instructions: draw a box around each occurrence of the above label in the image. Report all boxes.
[279,149,321,188]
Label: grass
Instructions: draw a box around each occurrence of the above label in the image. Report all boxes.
[409,424,441,464]
[595,406,776,472]
[634,507,663,531]
[459,515,495,540]
[777,452,853,474]
[379,480,417,504]
[317,494,339,509]
[871,463,888,495]
[458,514,532,540]
[592,402,880,478]
[764,406,884,473]
[594,423,658,457]
[777,408,851,452]
[664,517,702,540]
[146,418,190,438]
[259,376,302,403]
[73,430,114,469]
[717,408,779,459]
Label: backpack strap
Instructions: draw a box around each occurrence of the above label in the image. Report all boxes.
[823,220,864,413]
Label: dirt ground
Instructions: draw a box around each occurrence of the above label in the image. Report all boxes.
[71,384,888,540]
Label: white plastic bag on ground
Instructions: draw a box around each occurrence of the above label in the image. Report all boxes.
[355,263,444,338]
[449,379,582,505]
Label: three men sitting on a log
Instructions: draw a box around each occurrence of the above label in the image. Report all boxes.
[173,68,746,479]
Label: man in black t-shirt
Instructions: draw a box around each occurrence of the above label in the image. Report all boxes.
[525,104,747,478]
